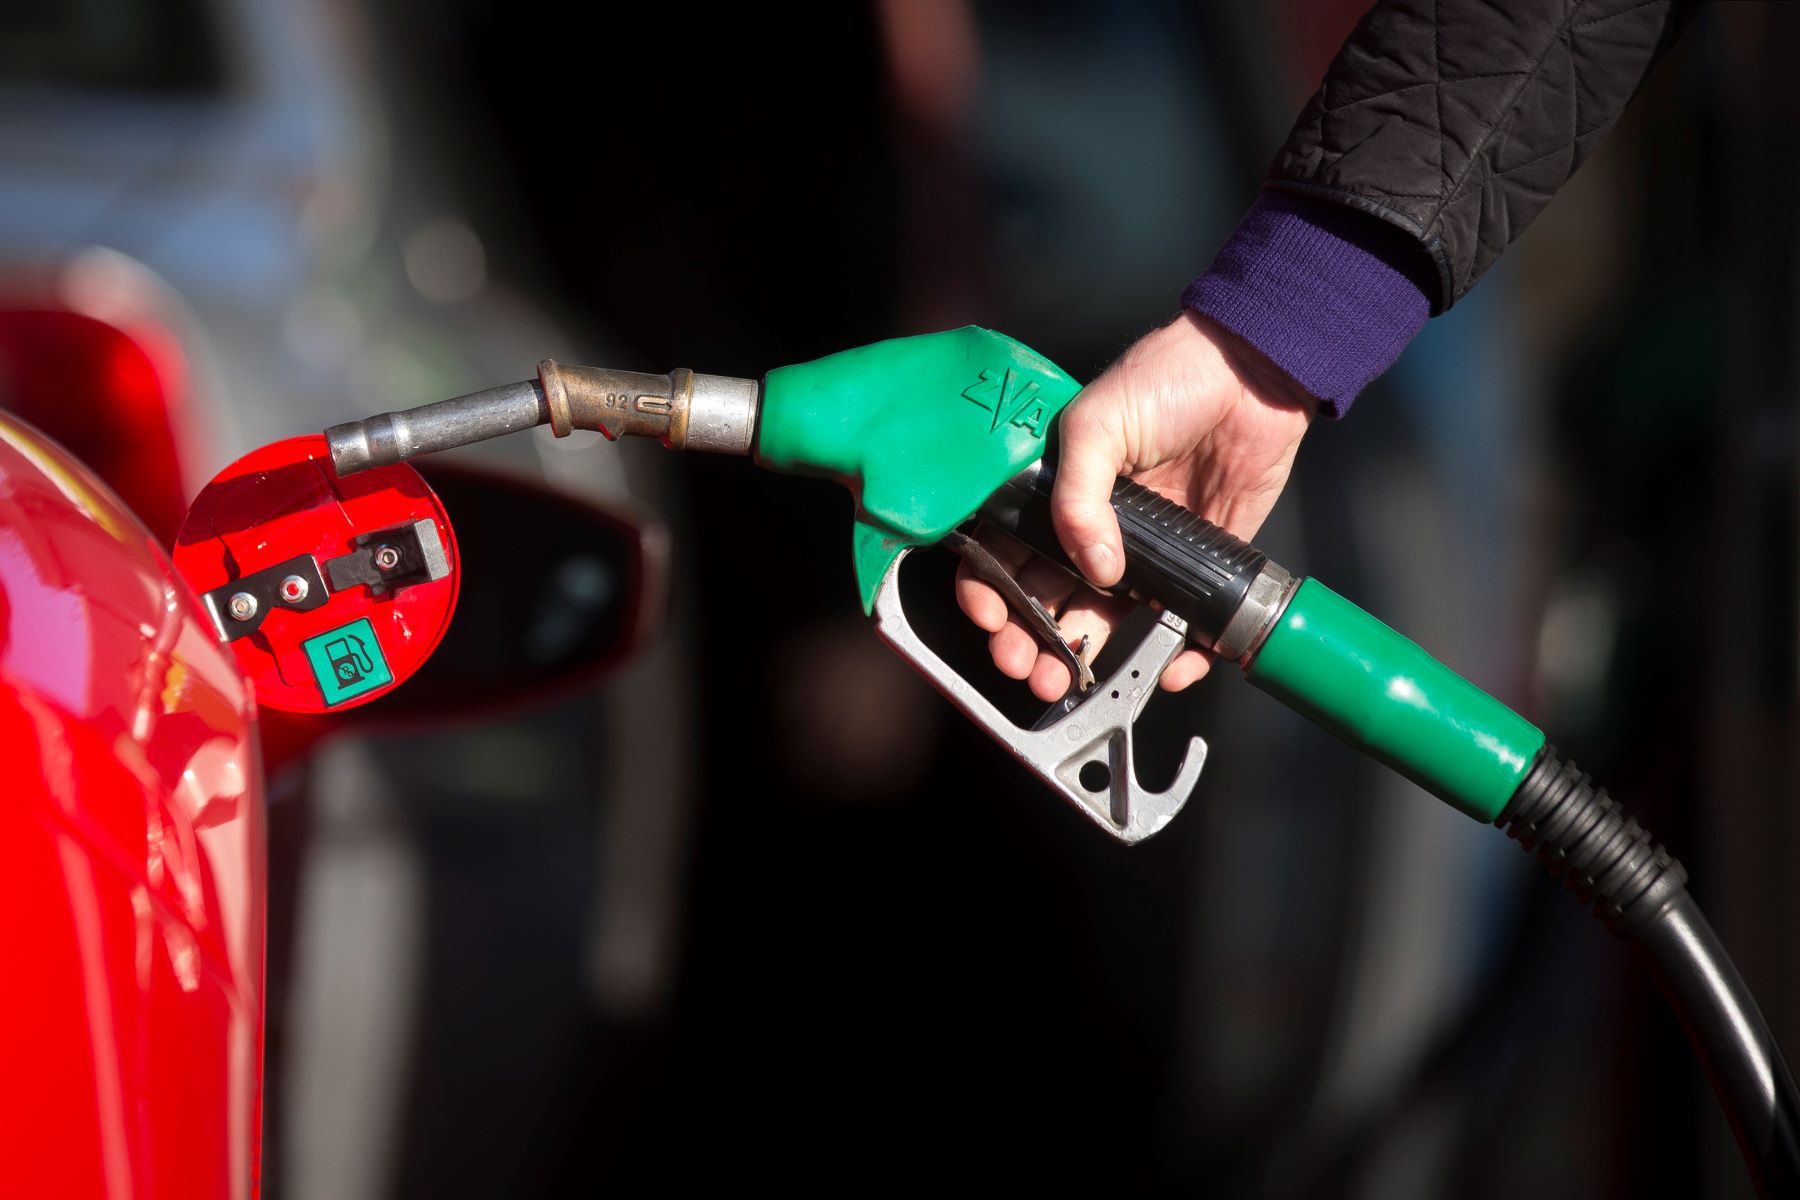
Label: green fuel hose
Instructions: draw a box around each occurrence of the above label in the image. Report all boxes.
[1254,582,1800,1195]
[1246,578,1542,823]
[984,463,1800,1197]
[1246,580,1800,1196]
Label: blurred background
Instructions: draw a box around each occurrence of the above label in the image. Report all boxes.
[1,0,1796,1196]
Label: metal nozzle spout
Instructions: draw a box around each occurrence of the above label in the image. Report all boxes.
[326,379,550,476]
[325,361,760,478]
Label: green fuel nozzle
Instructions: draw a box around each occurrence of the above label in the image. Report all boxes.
[324,326,1546,828]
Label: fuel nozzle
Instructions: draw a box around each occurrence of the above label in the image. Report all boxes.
[325,359,760,477]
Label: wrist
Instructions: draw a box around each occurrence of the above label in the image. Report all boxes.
[1182,190,1435,418]
[1183,311,1318,423]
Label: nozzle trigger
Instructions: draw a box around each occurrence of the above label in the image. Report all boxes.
[942,529,1095,695]
[871,549,1203,844]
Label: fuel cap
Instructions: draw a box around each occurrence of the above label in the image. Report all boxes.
[173,434,460,713]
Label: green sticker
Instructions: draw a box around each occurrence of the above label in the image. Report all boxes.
[301,617,393,706]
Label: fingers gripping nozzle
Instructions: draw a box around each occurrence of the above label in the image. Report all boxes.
[325,360,760,476]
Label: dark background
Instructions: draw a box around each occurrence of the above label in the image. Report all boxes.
[5,1,1798,1196]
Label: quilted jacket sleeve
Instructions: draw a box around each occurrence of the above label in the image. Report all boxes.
[1268,0,1697,312]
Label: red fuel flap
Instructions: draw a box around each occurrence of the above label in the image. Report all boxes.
[173,434,459,713]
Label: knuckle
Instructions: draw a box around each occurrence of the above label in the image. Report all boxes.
[1058,401,1107,445]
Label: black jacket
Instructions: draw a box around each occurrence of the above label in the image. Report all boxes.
[1269,0,1697,312]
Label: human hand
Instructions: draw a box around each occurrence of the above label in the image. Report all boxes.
[955,310,1317,700]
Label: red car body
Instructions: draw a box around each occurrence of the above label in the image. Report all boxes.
[0,270,664,1198]
[0,408,265,1199]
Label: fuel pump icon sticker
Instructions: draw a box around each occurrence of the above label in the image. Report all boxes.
[172,434,459,713]
[302,618,394,705]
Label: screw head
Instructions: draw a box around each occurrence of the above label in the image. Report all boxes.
[279,575,309,604]
[373,545,401,571]
[227,592,258,622]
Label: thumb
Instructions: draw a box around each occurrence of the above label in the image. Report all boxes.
[1051,403,1128,588]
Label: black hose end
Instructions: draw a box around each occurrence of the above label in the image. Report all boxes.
[1502,751,1800,1193]
[1496,745,1688,936]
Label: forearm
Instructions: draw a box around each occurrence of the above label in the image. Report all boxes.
[1184,0,1696,417]
[1269,0,1698,311]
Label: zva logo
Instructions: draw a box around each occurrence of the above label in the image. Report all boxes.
[963,368,1049,438]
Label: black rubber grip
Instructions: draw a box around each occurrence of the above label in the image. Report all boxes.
[1108,476,1266,642]
[977,464,1268,646]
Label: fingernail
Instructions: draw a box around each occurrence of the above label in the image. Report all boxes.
[1079,542,1116,583]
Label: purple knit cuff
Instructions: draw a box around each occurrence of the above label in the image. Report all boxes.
[1183,190,1435,418]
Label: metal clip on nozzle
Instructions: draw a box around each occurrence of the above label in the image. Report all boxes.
[325,360,760,477]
